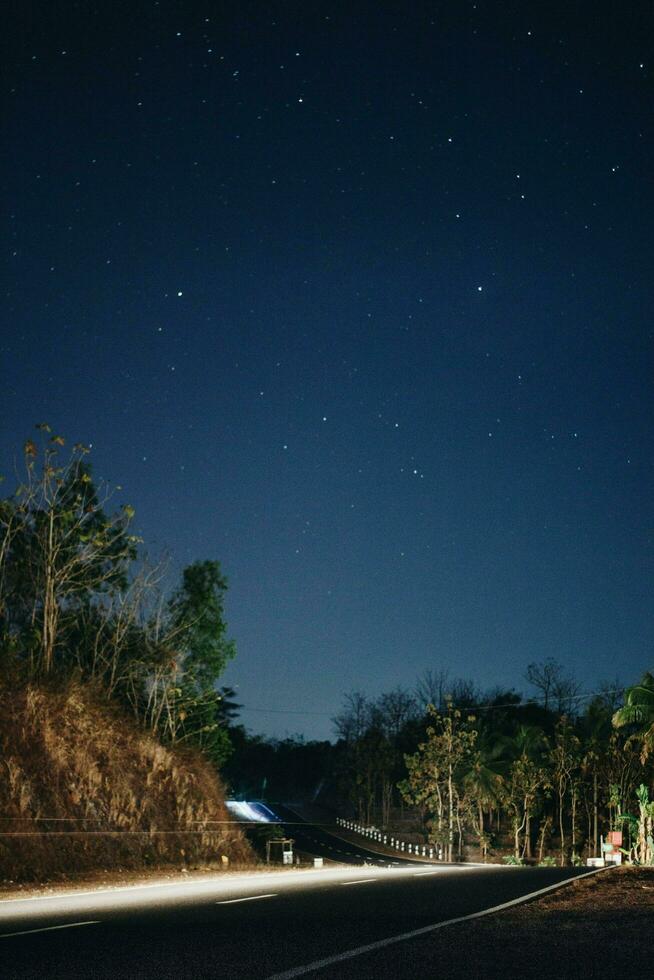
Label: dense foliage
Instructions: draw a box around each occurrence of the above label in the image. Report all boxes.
[0,429,236,766]
[332,667,654,865]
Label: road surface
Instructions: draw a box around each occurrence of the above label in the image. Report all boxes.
[254,802,428,866]
[1,860,598,979]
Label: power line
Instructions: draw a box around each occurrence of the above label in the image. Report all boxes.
[239,686,625,719]
[462,686,625,713]
[240,706,333,717]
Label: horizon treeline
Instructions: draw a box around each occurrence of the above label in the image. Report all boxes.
[326,666,652,866]
[2,428,652,868]
[0,428,237,765]
[229,666,653,867]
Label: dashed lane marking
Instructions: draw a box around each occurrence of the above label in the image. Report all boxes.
[217,894,277,905]
[339,879,377,886]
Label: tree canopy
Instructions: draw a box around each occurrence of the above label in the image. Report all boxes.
[0,428,238,767]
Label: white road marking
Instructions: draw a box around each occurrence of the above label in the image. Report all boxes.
[414,871,440,876]
[339,879,376,886]
[217,893,277,905]
[266,866,611,979]
[1,920,99,939]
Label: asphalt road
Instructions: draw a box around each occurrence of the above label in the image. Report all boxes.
[258,803,426,867]
[1,859,595,979]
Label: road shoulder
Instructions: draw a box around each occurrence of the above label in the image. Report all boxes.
[309,866,653,979]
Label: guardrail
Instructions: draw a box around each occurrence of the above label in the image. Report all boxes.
[335,817,441,860]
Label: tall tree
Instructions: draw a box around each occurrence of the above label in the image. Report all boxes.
[502,724,549,860]
[1,428,137,675]
[143,560,238,765]
[400,704,477,861]
[167,560,236,691]
[550,719,581,865]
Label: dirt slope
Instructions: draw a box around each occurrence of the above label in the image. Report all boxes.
[0,681,253,881]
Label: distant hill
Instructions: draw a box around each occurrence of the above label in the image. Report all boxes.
[0,680,253,882]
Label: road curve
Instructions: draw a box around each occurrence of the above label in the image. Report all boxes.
[1,862,599,979]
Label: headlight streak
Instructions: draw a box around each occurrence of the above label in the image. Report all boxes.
[0,864,460,929]
[0,920,99,939]
[225,800,278,823]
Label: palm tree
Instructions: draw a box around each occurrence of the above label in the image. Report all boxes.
[463,732,508,860]
[613,672,654,762]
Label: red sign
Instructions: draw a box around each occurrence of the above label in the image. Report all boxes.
[608,831,623,847]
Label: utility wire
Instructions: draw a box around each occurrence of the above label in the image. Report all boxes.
[239,686,625,718]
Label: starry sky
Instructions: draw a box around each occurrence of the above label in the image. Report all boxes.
[3,1,653,740]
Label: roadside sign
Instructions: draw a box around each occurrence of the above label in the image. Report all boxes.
[607,831,623,847]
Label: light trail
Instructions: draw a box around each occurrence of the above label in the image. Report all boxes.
[0,865,444,926]
[1,920,99,939]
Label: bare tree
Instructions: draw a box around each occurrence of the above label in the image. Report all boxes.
[332,691,370,742]
[376,687,417,737]
[525,658,579,715]
[4,429,138,676]
[415,668,450,712]
[449,678,480,709]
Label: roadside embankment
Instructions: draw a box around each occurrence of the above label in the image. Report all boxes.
[0,680,254,883]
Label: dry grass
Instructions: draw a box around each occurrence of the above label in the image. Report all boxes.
[0,680,253,882]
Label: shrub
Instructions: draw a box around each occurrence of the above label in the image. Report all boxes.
[502,854,525,865]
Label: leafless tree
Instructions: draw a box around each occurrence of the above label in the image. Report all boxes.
[525,658,580,715]
[415,668,450,712]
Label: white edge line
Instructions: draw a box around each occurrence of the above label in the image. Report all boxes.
[266,866,612,979]
[217,893,277,905]
[1,920,100,939]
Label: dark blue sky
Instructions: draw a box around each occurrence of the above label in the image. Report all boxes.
[3,1,652,739]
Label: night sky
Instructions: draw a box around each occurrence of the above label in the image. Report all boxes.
[3,2,652,740]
